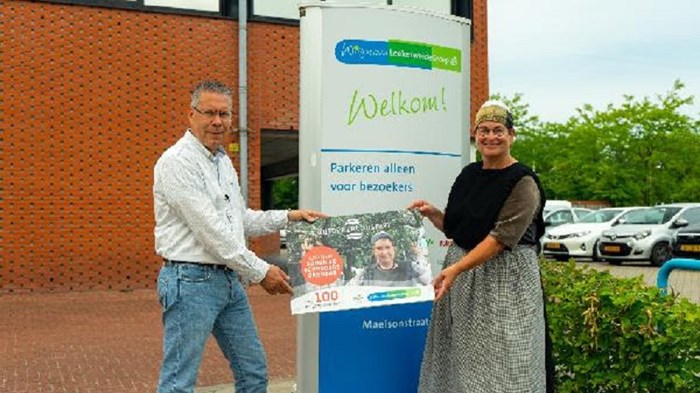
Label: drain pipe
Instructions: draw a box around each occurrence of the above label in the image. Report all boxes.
[238,0,249,204]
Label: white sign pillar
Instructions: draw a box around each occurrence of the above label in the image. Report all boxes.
[298,3,470,392]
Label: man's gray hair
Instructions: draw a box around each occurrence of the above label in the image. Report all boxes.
[190,80,233,108]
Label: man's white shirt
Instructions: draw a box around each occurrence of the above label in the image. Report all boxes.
[154,131,287,284]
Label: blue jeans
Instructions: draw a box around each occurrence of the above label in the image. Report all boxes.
[156,263,268,393]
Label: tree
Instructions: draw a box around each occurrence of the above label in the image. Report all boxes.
[271,176,299,209]
[497,80,700,206]
[490,93,558,179]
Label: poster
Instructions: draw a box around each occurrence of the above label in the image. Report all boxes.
[286,209,433,314]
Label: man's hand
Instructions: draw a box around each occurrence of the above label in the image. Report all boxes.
[260,265,293,295]
[288,209,327,223]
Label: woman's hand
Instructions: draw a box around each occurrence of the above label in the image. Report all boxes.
[407,200,444,231]
[432,265,460,301]
[432,236,505,301]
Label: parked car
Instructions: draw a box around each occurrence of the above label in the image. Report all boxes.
[598,203,700,266]
[542,206,646,261]
[543,200,572,217]
[670,224,700,259]
[543,207,594,228]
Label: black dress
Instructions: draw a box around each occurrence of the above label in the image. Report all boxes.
[418,170,547,392]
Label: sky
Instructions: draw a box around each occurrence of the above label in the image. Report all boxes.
[487,0,700,123]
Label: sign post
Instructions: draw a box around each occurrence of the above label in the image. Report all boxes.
[298,3,470,392]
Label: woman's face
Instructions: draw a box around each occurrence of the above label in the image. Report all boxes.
[475,120,514,159]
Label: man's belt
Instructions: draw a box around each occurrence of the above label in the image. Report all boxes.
[162,259,231,271]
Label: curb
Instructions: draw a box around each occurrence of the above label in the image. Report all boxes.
[195,378,295,393]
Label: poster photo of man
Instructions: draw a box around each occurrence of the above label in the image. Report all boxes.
[286,209,433,314]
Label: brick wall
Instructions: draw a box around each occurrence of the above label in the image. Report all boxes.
[0,1,244,292]
[0,0,488,292]
[246,24,301,257]
[471,0,490,125]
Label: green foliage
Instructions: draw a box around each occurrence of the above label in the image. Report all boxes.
[271,177,299,209]
[541,261,700,392]
[504,80,700,205]
[487,93,544,166]
[490,92,542,132]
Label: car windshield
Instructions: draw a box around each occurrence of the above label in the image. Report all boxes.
[579,209,623,223]
[620,207,682,224]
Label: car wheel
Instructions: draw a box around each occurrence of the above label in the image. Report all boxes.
[650,242,671,267]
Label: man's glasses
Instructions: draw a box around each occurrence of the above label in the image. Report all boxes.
[192,106,232,120]
[475,126,508,137]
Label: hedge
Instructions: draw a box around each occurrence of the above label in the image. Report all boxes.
[541,261,700,392]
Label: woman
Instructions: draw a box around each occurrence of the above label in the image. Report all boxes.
[409,100,552,392]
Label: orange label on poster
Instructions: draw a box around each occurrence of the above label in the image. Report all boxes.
[301,246,344,286]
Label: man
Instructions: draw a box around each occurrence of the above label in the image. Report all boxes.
[348,231,430,287]
[153,80,324,393]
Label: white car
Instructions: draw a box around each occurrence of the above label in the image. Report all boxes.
[542,207,646,261]
[543,207,594,228]
[543,200,572,217]
[598,203,700,266]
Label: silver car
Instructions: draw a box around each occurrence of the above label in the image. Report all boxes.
[598,203,700,266]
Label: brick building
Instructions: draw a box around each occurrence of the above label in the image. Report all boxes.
[0,0,489,292]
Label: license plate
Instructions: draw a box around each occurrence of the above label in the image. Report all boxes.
[545,242,561,250]
[680,244,700,252]
[604,245,621,253]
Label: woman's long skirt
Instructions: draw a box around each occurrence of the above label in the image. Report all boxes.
[418,244,547,393]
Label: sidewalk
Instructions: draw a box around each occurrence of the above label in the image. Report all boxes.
[0,286,295,393]
[1,261,698,392]
[195,379,295,393]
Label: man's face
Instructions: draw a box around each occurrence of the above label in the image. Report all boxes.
[373,238,396,268]
[189,92,232,153]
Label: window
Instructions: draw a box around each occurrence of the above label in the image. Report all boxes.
[37,0,465,23]
[580,209,622,223]
[145,0,218,12]
[35,0,223,16]
[252,0,453,21]
[679,207,700,223]
[546,210,573,226]
[574,209,592,219]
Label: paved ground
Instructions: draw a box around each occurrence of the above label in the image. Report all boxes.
[1,260,698,393]
[577,260,700,302]
[0,286,295,393]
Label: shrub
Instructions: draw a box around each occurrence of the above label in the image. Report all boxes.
[541,261,700,392]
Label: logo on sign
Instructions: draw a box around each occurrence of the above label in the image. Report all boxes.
[335,39,461,72]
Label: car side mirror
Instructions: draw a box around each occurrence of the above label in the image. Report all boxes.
[613,219,625,226]
[672,218,689,229]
